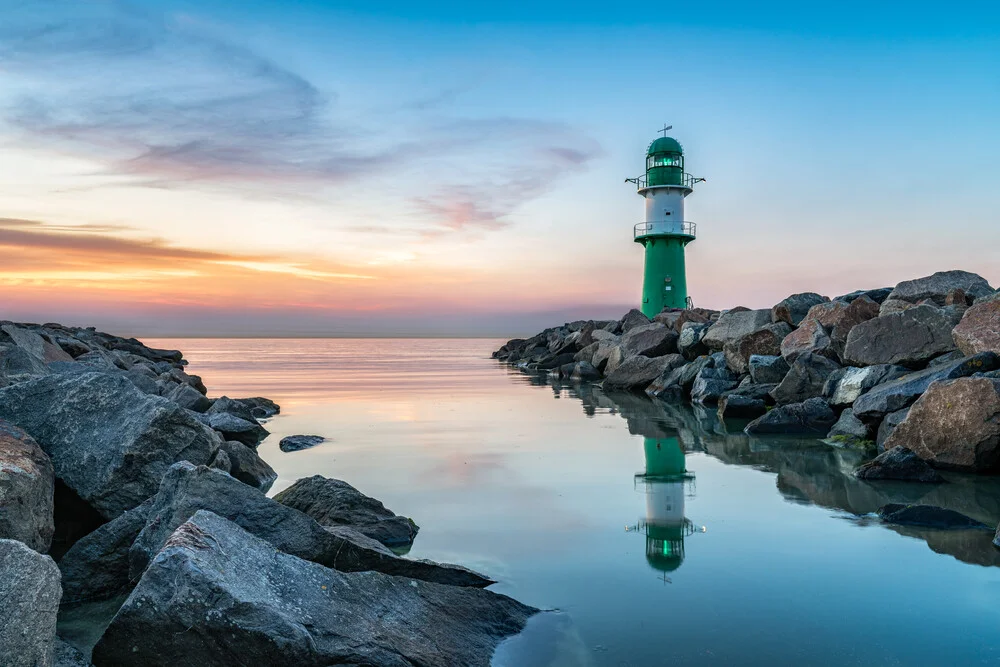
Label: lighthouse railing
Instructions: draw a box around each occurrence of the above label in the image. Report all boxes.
[627,173,702,190]
[634,221,697,239]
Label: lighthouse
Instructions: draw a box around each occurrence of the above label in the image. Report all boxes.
[627,127,703,318]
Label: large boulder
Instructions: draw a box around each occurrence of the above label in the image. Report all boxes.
[603,354,683,392]
[620,308,651,334]
[0,372,220,519]
[702,309,772,351]
[592,341,626,374]
[876,407,911,451]
[771,353,841,405]
[274,475,419,549]
[887,270,994,306]
[852,352,1000,420]
[803,300,851,329]
[94,511,535,667]
[621,323,678,358]
[718,393,767,420]
[843,305,958,368]
[219,440,277,492]
[279,434,327,453]
[953,299,1000,356]
[771,292,828,326]
[829,295,881,356]
[745,398,837,435]
[854,446,945,483]
[834,288,893,304]
[748,354,789,385]
[825,408,870,445]
[825,365,908,408]
[677,322,711,360]
[129,463,492,588]
[882,377,1000,472]
[779,318,836,363]
[645,355,713,399]
[196,411,269,448]
[724,323,792,374]
[0,538,61,667]
[0,420,54,552]
[690,367,738,404]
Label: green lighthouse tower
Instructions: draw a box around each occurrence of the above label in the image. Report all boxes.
[627,128,703,318]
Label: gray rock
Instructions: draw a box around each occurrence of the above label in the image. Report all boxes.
[780,318,836,363]
[0,420,54,552]
[852,352,1000,420]
[771,292,828,326]
[745,397,837,435]
[129,462,492,587]
[825,408,869,443]
[843,305,958,368]
[165,382,212,412]
[591,341,623,374]
[220,440,277,492]
[573,341,600,365]
[690,367,738,404]
[121,368,160,396]
[887,270,994,306]
[0,538,61,667]
[953,298,1000,356]
[54,639,91,667]
[702,309,772,351]
[826,365,909,408]
[748,354,790,385]
[620,308,651,334]
[569,360,602,381]
[274,475,419,549]
[95,511,535,667]
[877,407,911,451]
[929,350,966,367]
[771,353,841,406]
[879,298,917,316]
[207,395,262,423]
[603,354,684,392]
[197,411,269,448]
[724,323,792,374]
[280,434,327,452]
[650,355,713,399]
[877,503,990,530]
[833,288,893,304]
[829,295,881,356]
[621,323,678,358]
[718,394,767,420]
[0,342,49,385]
[208,448,231,472]
[0,372,220,519]
[241,396,281,418]
[677,321,710,360]
[855,446,945,483]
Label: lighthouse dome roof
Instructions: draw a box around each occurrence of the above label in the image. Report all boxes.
[647,137,683,155]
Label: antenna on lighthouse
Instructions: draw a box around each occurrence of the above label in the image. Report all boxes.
[658,124,673,137]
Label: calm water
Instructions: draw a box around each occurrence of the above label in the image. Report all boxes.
[147,338,1000,666]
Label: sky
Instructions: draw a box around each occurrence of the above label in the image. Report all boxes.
[0,0,998,336]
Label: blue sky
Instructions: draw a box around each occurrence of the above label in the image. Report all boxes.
[0,0,997,335]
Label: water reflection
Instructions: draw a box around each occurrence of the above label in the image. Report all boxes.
[549,379,1000,569]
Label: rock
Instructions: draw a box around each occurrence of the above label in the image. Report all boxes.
[855,446,945,483]
[573,341,600,365]
[690,367,738,404]
[826,365,908,408]
[165,383,212,412]
[877,503,990,530]
[929,350,966,367]
[95,511,535,667]
[197,411,269,448]
[702,309,772,351]
[54,638,91,667]
[887,270,994,306]
[569,360,602,381]
[771,353,841,406]
[279,434,327,452]
[834,288,893,304]
[2,324,71,364]
[274,475,419,548]
[0,372,220,519]
[591,341,622,374]
[803,300,851,329]
[843,305,958,368]
[876,407,911,451]
[0,420,54,552]
[825,408,870,444]
[677,322,711,360]
[852,352,1000,420]
[718,394,767,420]
[129,463,492,588]
[882,377,1000,472]
[724,323,792,374]
[603,354,683,392]
[208,448,231,472]
[780,317,836,363]
[58,498,154,603]
[219,440,277,492]
[620,308,651,334]
[829,295,881,356]
[534,352,577,371]
[621,323,678,358]
[953,299,1000,356]
[879,298,916,316]
[0,342,49,385]
[745,397,837,435]
[771,292,829,326]
[241,396,281,418]
[651,355,713,399]
[748,354,790,385]
[0,538,61,667]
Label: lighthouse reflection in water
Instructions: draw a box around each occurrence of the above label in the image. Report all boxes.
[629,436,702,579]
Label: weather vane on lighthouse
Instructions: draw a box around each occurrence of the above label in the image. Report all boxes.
[625,127,705,318]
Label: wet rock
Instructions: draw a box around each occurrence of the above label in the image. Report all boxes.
[953,299,1000,356]
[196,411,268,448]
[829,295,881,356]
[534,352,577,371]
[0,538,61,667]
[0,372,220,519]
[219,440,277,492]
[677,321,711,360]
[603,354,683,392]
[241,396,281,418]
[569,360,602,381]
[94,511,535,667]
[280,434,328,452]
[825,408,870,445]
[883,377,1000,472]
[887,270,994,306]
[833,288,893,304]
[771,353,841,406]
[877,503,990,530]
[745,397,837,435]
[749,354,790,385]
[718,394,767,420]
[855,447,945,483]
[0,420,54,552]
[621,323,679,358]
[702,309,772,351]
[274,475,419,548]
[876,407,911,451]
[620,308,651,334]
[843,305,959,368]
[129,462,492,588]
[826,365,908,408]
[852,352,1000,420]
[780,317,836,363]
[690,367,738,404]
[724,323,792,374]
[771,292,829,326]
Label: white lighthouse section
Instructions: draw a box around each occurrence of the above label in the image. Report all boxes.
[645,479,686,527]
[642,186,689,236]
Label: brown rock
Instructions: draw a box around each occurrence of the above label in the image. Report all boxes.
[803,301,850,329]
[780,318,836,363]
[953,299,1000,356]
[724,323,792,374]
[0,421,54,552]
[830,295,880,356]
